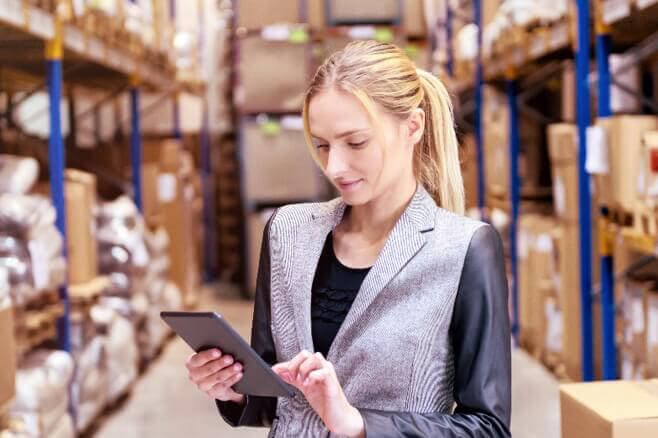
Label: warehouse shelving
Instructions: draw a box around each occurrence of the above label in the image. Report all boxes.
[0,0,208,351]
[454,0,658,382]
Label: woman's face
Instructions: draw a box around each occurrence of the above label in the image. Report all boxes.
[307,87,422,205]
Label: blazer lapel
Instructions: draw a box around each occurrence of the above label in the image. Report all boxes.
[328,185,437,361]
[289,199,346,352]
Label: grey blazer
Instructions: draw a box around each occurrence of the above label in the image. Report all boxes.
[218,185,511,437]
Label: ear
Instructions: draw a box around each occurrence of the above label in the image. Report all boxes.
[406,108,425,147]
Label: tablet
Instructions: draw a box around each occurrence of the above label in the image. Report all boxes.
[161,311,295,398]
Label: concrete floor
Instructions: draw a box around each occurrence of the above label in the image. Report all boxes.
[95,284,561,438]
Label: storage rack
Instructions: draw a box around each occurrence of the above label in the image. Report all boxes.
[450,0,658,381]
[0,0,208,354]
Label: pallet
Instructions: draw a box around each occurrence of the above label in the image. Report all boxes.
[14,301,65,358]
[606,205,634,227]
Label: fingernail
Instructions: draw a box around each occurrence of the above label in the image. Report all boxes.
[212,350,220,358]
[234,364,241,371]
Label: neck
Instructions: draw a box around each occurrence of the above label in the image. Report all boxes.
[342,177,418,239]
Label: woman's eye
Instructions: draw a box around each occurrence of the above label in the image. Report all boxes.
[316,144,329,150]
[348,140,367,148]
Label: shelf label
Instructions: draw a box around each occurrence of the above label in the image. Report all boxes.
[348,26,376,40]
[64,26,86,53]
[261,24,290,41]
[637,0,658,9]
[0,0,24,27]
[550,24,568,49]
[602,0,631,24]
[27,8,54,39]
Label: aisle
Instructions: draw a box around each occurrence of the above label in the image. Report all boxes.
[95,285,560,438]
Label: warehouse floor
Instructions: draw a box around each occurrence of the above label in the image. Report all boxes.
[94,284,561,438]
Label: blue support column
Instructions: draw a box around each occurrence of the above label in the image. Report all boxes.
[576,0,594,381]
[47,55,70,353]
[200,108,216,282]
[596,32,617,380]
[446,4,454,77]
[474,0,485,211]
[507,78,520,342]
[130,86,143,212]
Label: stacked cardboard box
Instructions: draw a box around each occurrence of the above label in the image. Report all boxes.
[0,301,16,409]
[64,169,98,285]
[143,140,200,307]
[546,124,603,380]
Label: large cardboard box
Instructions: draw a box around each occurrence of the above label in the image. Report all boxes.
[241,118,328,203]
[142,162,162,227]
[598,116,658,212]
[64,169,98,285]
[235,0,301,29]
[326,0,401,24]
[236,36,309,113]
[548,124,579,223]
[403,0,427,37]
[560,380,658,437]
[0,305,16,407]
[518,215,558,353]
[155,141,200,307]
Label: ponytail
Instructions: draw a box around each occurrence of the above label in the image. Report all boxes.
[416,69,465,215]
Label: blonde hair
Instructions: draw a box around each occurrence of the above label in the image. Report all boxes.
[302,40,465,215]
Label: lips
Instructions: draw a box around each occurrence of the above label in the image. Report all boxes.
[337,179,363,191]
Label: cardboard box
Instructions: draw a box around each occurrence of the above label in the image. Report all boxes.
[561,62,575,123]
[599,116,658,212]
[142,162,162,227]
[548,124,579,222]
[0,305,16,407]
[403,0,427,37]
[247,209,276,297]
[326,0,401,24]
[518,215,559,353]
[64,169,98,285]
[560,380,658,437]
[460,134,478,210]
[236,36,308,113]
[241,118,328,203]
[235,0,301,29]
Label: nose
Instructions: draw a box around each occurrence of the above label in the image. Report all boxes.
[324,145,349,178]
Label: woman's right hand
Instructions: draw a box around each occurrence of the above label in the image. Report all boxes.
[186,348,246,404]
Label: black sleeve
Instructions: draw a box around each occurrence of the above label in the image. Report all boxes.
[359,225,512,437]
[216,212,278,427]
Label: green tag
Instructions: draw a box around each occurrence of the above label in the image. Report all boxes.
[289,28,309,44]
[260,120,281,136]
[374,28,394,43]
[405,44,420,59]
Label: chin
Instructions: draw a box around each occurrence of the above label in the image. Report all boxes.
[339,190,372,206]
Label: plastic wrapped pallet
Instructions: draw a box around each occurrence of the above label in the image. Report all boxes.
[0,155,39,195]
[0,194,66,305]
[7,349,74,438]
[70,335,107,433]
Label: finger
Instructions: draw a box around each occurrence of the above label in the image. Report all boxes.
[272,361,290,374]
[198,363,243,392]
[287,350,313,379]
[298,355,324,382]
[190,355,236,382]
[187,349,222,369]
[210,370,244,393]
[304,368,330,387]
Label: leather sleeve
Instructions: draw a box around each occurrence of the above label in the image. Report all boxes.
[216,211,278,427]
[360,224,512,437]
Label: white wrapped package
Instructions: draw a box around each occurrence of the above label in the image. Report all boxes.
[9,396,68,437]
[70,336,108,432]
[47,413,74,438]
[455,23,478,61]
[103,310,139,403]
[11,350,74,414]
[0,155,39,195]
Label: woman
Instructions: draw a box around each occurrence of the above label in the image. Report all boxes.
[186,41,511,437]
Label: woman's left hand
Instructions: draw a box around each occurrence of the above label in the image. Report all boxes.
[272,350,365,438]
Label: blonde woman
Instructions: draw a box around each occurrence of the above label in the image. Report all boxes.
[186,41,511,437]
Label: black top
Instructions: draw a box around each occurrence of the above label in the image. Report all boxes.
[217,213,512,437]
[311,232,371,358]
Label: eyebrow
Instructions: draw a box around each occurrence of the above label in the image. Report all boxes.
[310,128,370,141]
